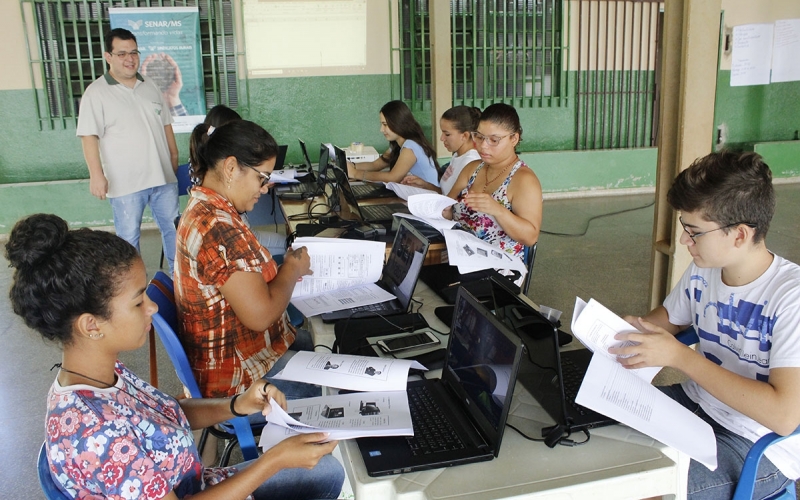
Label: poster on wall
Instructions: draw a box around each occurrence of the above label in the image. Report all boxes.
[771,19,800,84]
[730,23,773,87]
[110,7,206,133]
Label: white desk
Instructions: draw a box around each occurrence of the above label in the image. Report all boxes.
[306,282,689,500]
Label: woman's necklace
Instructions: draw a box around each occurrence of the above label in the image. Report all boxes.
[482,159,516,192]
[51,363,178,423]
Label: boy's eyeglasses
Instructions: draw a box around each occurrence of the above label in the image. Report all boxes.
[471,131,513,147]
[243,165,271,187]
[110,50,140,59]
[679,217,756,243]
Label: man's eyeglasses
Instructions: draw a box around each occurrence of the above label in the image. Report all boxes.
[110,50,140,59]
[679,217,756,243]
[471,131,514,147]
[244,165,271,187]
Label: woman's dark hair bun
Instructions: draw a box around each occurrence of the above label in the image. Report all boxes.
[4,213,69,269]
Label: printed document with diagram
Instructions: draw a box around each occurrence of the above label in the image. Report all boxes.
[443,229,527,275]
[289,237,395,316]
[571,296,718,470]
[270,351,426,392]
[258,391,414,451]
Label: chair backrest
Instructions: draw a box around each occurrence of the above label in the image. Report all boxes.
[38,443,70,499]
[145,271,259,461]
[521,243,537,296]
[177,163,193,196]
[146,272,201,398]
[732,426,799,500]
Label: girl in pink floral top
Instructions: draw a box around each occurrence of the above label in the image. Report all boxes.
[7,214,343,499]
[446,103,542,258]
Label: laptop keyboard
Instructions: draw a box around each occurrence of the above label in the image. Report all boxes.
[363,205,395,221]
[350,302,388,314]
[352,184,385,197]
[560,356,590,416]
[405,384,465,456]
[281,183,317,194]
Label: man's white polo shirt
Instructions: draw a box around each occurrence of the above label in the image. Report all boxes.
[77,72,177,198]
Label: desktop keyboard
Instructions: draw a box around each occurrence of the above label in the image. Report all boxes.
[405,385,465,456]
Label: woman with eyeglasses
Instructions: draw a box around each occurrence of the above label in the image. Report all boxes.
[9,213,344,500]
[175,120,319,404]
[401,105,483,195]
[346,100,440,186]
[444,103,542,259]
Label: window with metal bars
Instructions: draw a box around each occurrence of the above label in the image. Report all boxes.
[399,0,565,110]
[21,0,238,130]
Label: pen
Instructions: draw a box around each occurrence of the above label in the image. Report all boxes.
[447,281,461,287]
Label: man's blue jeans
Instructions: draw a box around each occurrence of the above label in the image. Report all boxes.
[109,183,179,273]
[659,384,793,499]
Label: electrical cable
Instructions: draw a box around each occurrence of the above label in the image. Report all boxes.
[541,200,654,237]
[508,423,591,447]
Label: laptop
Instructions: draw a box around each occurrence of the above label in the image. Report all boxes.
[485,276,615,444]
[332,145,396,199]
[276,141,329,196]
[330,163,409,225]
[320,218,430,323]
[356,288,524,476]
[275,143,330,199]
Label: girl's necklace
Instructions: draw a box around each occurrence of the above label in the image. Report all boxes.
[482,160,515,192]
[51,363,178,423]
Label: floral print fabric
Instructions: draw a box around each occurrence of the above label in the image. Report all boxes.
[452,160,529,257]
[44,362,246,499]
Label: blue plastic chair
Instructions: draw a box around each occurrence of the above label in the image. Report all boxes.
[38,443,70,499]
[160,162,193,269]
[146,271,262,465]
[732,426,799,500]
[521,243,537,296]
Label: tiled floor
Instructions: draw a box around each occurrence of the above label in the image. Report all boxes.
[2,184,799,499]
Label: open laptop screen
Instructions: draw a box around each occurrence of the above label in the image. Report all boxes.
[444,290,523,441]
[298,139,313,171]
[317,144,331,190]
[382,220,429,310]
[330,151,363,219]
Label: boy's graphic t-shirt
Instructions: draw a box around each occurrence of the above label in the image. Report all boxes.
[664,255,800,478]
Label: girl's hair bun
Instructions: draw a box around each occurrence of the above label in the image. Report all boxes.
[4,213,69,269]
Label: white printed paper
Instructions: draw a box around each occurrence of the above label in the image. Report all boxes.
[270,351,426,392]
[258,391,414,451]
[270,169,299,183]
[289,283,396,317]
[386,182,436,200]
[771,19,800,83]
[731,24,774,86]
[443,229,527,275]
[406,193,459,232]
[570,297,661,383]
[576,355,717,470]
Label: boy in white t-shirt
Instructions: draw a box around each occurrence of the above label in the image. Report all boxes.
[612,151,800,499]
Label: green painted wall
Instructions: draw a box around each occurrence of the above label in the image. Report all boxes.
[2,67,799,233]
[714,71,800,149]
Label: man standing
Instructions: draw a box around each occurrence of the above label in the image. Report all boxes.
[77,28,180,273]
